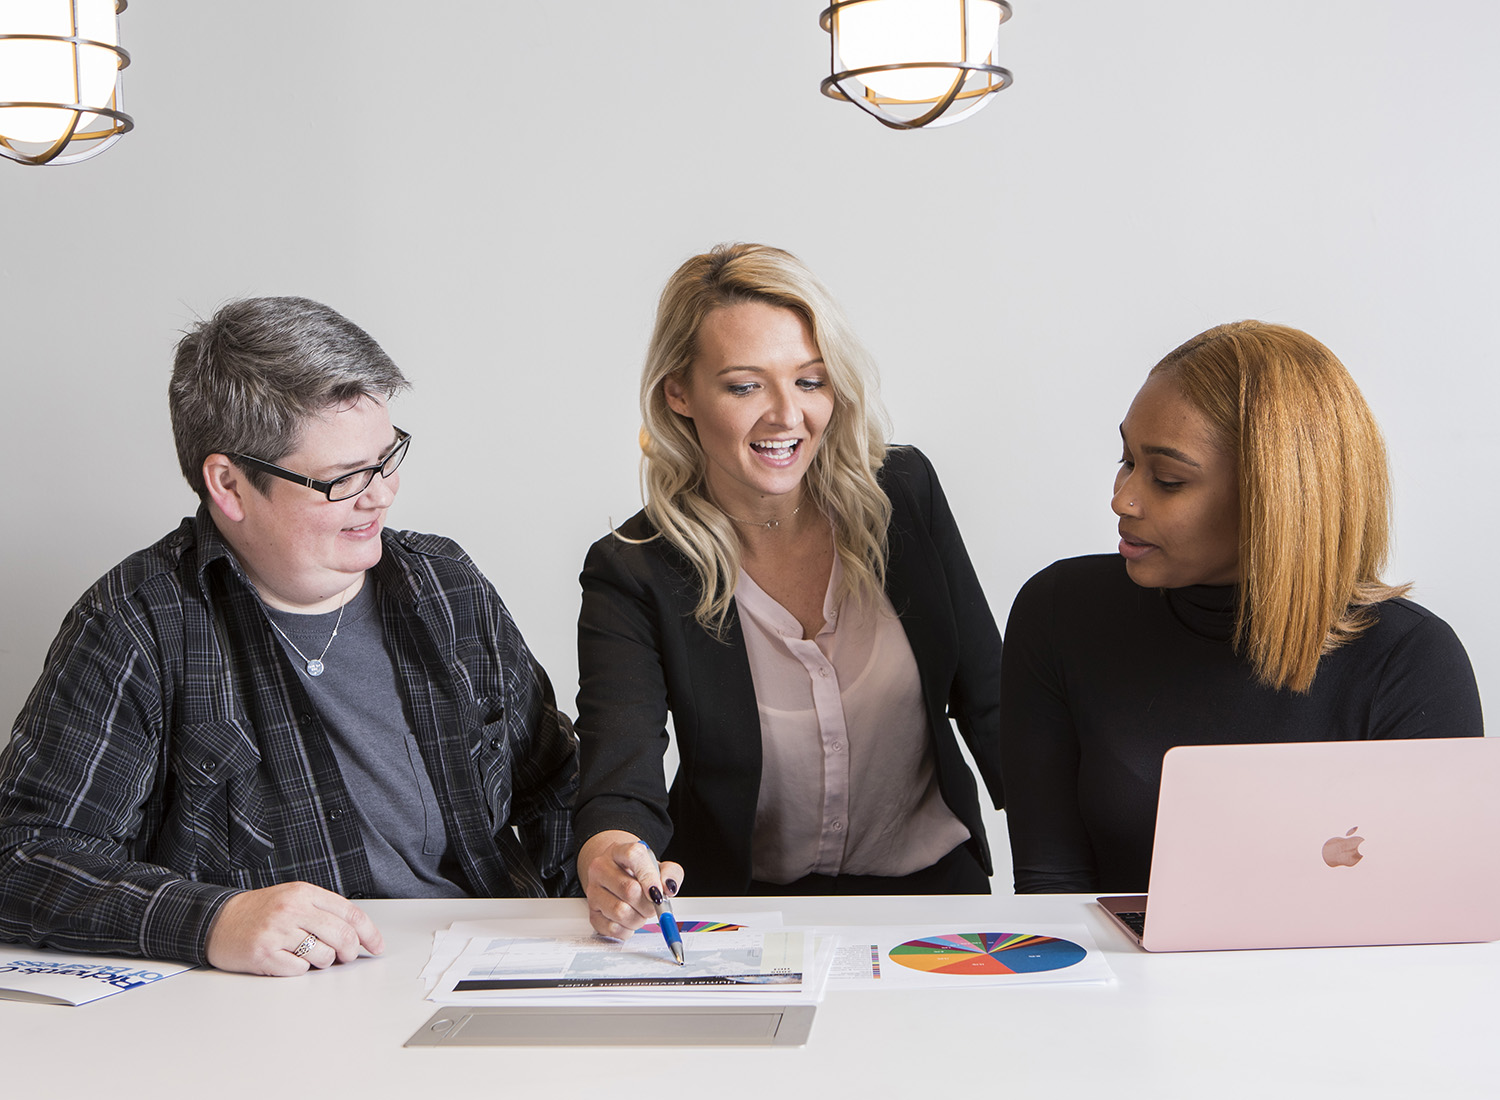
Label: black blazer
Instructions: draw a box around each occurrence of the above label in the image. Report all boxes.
[574,446,1004,894]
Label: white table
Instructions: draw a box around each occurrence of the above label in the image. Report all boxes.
[4,895,1496,1099]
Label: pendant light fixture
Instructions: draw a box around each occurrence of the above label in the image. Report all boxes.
[0,0,132,166]
[821,0,1012,130]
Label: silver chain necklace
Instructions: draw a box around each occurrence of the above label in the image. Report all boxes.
[266,592,349,677]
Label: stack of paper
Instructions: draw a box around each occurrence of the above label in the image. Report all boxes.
[426,913,832,1006]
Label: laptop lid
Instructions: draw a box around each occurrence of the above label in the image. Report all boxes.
[1100,737,1500,952]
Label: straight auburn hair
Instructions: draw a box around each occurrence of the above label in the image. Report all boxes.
[1151,320,1408,692]
[636,243,892,635]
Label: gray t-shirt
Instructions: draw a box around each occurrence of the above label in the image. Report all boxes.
[263,580,468,898]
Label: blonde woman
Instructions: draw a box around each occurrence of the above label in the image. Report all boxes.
[999,321,1483,894]
[575,244,1004,937]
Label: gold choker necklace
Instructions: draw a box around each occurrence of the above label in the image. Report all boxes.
[724,504,801,530]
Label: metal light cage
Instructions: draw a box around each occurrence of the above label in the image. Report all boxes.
[820,0,1012,130]
[0,0,132,165]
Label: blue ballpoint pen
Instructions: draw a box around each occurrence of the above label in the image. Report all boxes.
[637,841,685,965]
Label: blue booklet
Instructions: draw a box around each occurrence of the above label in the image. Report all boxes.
[0,947,195,1006]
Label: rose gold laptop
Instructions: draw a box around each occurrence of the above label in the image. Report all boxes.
[1098,738,1500,951]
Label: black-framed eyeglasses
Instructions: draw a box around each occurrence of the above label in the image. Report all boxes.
[229,429,411,502]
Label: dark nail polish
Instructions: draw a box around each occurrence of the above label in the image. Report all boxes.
[664,879,679,897]
[648,886,664,905]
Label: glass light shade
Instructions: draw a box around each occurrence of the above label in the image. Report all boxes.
[821,0,1012,130]
[839,0,1001,102]
[0,0,131,165]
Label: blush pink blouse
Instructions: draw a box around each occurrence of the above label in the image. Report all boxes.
[735,552,970,884]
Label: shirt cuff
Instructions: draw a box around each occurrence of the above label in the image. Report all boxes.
[139,878,241,966]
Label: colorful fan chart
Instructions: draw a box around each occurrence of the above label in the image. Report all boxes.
[635,921,744,935]
[888,932,1087,975]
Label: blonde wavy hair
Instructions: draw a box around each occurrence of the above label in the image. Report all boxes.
[1151,320,1409,693]
[636,243,892,635]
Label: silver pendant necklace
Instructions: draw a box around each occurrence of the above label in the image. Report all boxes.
[266,591,349,677]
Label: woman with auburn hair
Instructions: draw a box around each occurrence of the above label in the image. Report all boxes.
[575,243,1004,936]
[999,320,1483,895]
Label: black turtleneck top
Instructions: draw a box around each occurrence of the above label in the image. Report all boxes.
[998,555,1484,894]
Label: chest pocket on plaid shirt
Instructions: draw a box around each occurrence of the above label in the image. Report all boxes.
[468,705,513,830]
[158,721,274,872]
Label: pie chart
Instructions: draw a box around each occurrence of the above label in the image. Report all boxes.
[888,932,1086,975]
[637,921,743,935]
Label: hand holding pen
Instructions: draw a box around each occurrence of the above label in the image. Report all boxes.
[577,829,686,946]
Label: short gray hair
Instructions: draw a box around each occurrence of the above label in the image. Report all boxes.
[169,296,410,499]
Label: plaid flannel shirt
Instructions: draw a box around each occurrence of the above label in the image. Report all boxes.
[0,509,578,964]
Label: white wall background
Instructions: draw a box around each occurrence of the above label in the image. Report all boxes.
[2,3,1495,881]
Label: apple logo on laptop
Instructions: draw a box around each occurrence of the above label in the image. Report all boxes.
[1322,826,1365,868]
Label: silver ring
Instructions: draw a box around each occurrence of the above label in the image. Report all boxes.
[292,933,319,958]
